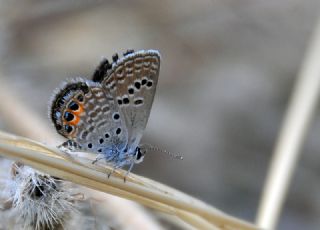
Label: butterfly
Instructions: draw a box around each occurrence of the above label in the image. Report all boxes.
[49,49,160,176]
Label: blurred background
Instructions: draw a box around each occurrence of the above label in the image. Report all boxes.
[0,1,320,229]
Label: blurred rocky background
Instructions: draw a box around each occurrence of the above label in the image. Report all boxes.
[0,1,319,229]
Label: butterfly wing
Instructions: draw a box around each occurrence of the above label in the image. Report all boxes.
[49,78,128,161]
[101,50,161,152]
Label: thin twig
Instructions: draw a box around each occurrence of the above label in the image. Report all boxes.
[256,19,320,229]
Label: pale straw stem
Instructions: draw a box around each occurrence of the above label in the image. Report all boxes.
[256,19,320,229]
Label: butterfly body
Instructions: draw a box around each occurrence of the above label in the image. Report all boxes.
[49,50,160,171]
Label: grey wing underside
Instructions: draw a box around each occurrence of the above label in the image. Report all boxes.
[102,50,161,151]
[73,81,128,158]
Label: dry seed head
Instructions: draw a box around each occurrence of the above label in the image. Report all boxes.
[4,163,78,230]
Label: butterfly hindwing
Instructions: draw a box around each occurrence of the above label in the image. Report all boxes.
[50,78,128,161]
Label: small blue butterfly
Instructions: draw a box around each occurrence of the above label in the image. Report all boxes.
[49,49,161,176]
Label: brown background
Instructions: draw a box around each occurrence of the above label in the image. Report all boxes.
[0,1,320,229]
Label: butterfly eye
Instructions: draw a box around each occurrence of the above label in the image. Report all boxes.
[136,149,142,160]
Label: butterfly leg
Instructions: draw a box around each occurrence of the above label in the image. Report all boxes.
[123,161,135,182]
[93,147,119,164]
[91,155,120,178]
[92,154,106,165]
[105,154,118,163]
[58,140,82,153]
[107,167,115,178]
[107,165,122,178]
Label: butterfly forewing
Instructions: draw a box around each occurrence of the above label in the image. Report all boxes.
[102,50,160,151]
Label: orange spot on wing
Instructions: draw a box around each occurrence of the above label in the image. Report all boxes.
[68,115,80,126]
[65,104,84,126]
[73,104,84,116]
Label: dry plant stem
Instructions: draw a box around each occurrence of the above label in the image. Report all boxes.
[256,19,320,229]
[175,211,221,230]
[155,212,199,230]
[87,192,165,230]
[0,132,260,230]
[85,188,218,230]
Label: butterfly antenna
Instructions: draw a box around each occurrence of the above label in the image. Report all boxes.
[143,144,183,160]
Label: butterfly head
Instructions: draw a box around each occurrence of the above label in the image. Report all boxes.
[49,79,91,139]
[134,146,146,164]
